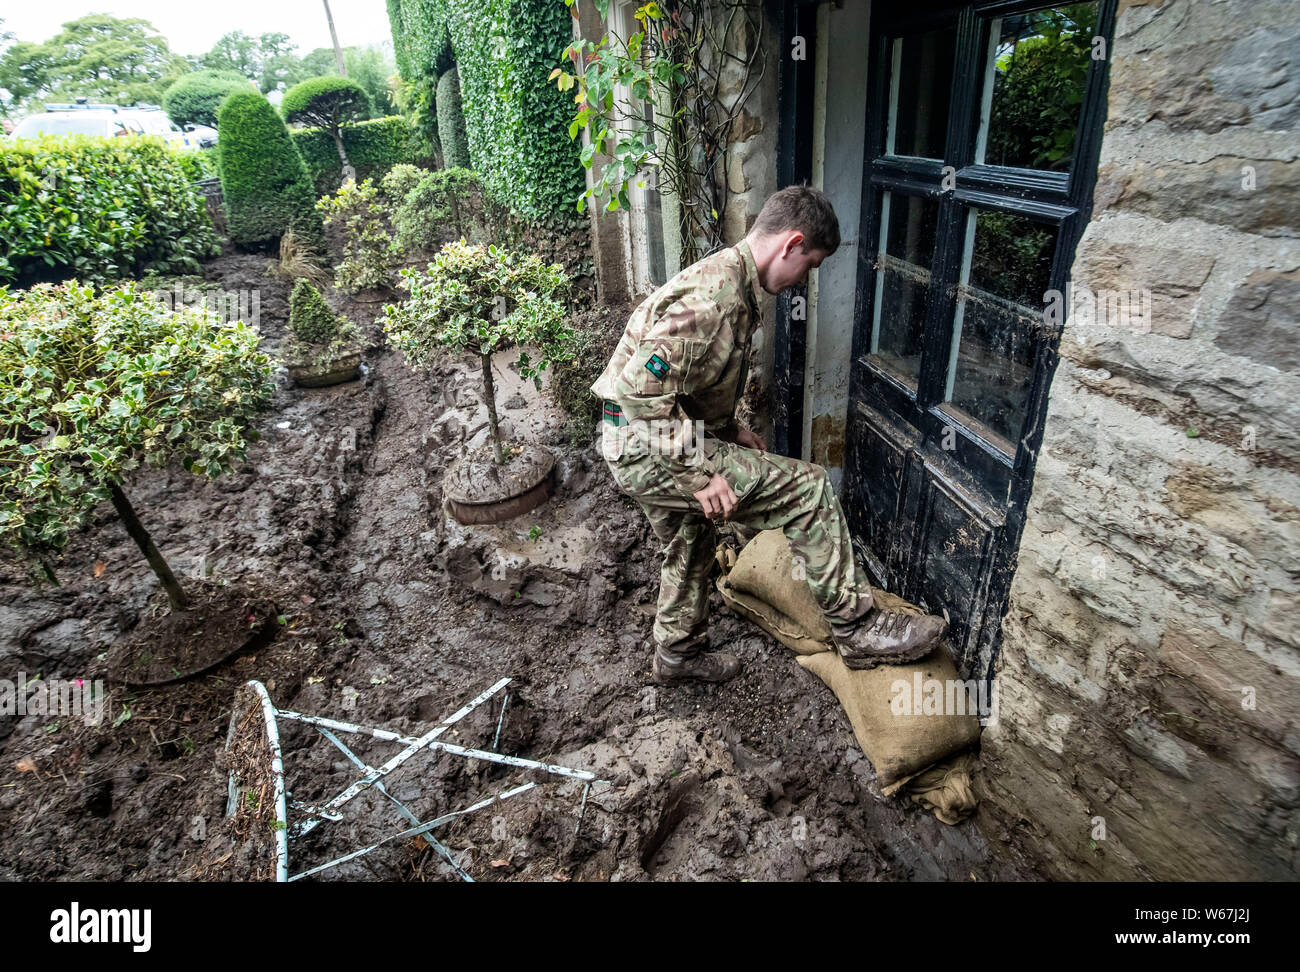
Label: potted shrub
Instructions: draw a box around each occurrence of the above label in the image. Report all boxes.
[0,282,277,682]
[315,177,398,297]
[381,241,573,522]
[283,278,364,387]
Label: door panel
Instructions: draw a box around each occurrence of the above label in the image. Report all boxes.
[845,0,1115,679]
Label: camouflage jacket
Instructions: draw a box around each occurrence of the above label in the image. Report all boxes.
[591,239,764,495]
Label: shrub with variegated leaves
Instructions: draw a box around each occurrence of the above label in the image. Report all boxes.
[0,282,274,605]
[380,240,572,463]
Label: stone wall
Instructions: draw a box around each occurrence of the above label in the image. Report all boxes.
[977,0,1300,880]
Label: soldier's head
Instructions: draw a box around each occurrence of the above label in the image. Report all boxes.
[747,186,840,294]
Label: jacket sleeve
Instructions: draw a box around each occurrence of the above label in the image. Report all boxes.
[612,293,732,496]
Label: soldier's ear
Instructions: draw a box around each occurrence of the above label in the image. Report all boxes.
[780,231,806,259]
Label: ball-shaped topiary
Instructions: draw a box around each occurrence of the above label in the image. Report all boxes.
[436,68,469,170]
[217,91,324,251]
[281,76,374,131]
[163,70,251,128]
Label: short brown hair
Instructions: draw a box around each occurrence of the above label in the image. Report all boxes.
[751,185,840,254]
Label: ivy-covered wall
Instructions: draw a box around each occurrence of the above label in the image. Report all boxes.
[387,0,583,220]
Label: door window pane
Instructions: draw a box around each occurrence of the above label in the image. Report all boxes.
[944,210,1058,448]
[886,26,957,159]
[976,3,1100,172]
[870,192,939,384]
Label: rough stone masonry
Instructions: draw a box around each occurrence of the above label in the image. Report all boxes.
[977,0,1300,879]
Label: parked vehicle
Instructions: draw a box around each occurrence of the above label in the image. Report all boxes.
[10,103,146,140]
[119,105,199,149]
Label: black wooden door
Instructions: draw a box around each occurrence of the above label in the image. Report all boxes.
[844,0,1116,679]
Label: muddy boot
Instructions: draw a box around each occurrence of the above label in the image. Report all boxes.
[651,642,742,685]
[830,608,947,670]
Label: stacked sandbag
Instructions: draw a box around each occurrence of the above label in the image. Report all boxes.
[716,530,981,823]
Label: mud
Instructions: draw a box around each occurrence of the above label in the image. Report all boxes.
[0,251,1038,882]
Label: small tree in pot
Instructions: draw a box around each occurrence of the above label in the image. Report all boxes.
[382,242,572,522]
[0,281,274,606]
[283,278,364,387]
[382,241,572,464]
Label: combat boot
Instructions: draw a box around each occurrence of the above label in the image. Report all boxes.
[831,608,947,669]
[651,643,742,684]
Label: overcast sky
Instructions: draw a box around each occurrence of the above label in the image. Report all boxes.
[3,1,394,58]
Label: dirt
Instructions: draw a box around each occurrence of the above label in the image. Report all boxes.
[0,250,1039,882]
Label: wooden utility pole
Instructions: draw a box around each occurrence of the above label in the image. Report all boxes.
[323,0,347,77]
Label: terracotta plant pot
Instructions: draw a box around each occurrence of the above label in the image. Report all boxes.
[443,444,556,524]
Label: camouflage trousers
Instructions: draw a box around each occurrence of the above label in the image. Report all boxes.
[607,437,875,655]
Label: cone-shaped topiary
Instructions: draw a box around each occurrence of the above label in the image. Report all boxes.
[436,68,469,170]
[217,90,324,251]
[289,278,344,345]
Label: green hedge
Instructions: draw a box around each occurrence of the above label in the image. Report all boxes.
[0,136,219,286]
[291,116,431,195]
[387,0,583,220]
[436,69,469,169]
[218,91,323,250]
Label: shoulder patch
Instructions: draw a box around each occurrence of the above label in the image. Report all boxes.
[645,353,670,379]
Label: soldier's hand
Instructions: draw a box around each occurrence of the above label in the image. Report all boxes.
[694,474,739,520]
[736,427,766,452]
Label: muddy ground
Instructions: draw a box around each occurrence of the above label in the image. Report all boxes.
[0,252,1039,882]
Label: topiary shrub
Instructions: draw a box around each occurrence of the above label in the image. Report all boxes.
[0,136,219,286]
[289,278,344,345]
[381,241,572,464]
[291,116,428,195]
[163,70,251,128]
[436,68,469,169]
[282,76,374,181]
[285,278,362,372]
[218,90,324,252]
[0,281,274,600]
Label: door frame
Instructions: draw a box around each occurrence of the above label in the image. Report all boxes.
[774,0,1117,678]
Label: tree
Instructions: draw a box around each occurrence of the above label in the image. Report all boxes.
[202,30,261,80]
[282,76,372,182]
[0,282,274,607]
[202,30,299,94]
[382,242,572,465]
[218,90,324,251]
[0,14,188,112]
[162,69,250,128]
[345,46,398,118]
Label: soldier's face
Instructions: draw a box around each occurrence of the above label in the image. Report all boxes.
[764,234,830,293]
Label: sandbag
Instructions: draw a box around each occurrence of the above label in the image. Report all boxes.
[722,529,833,641]
[798,649,982,789]
[899,752,979,825]
[717,529,983,806]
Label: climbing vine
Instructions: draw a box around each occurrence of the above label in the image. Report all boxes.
[554,0,766,262]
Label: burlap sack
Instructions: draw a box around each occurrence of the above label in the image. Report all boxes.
[722,529,833,641]
[798,648,981,790]
[718,529,983,798]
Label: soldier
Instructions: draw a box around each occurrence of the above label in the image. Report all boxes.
[592,186,948,684]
